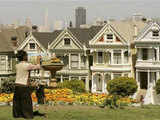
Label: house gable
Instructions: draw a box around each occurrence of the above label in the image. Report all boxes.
[89,24,127,45]
[136,22,160,42]
[17,34,46,53]
[49,29,83,50]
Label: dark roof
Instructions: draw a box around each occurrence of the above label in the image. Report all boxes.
[32,26,103,49]
[0,26,30,52]
[68,26,103,47]
[32,30,62,49]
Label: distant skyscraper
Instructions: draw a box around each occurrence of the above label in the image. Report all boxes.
[25,17,32,29]
[75,7,86,28]
[54,20,63,30]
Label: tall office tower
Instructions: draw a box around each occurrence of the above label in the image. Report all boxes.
[54,20,63,30]
[44,8,50,32]
[75,7,86,28]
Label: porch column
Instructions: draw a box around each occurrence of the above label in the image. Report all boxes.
[157,72,160,85]
[148,70,150,89]
[79,53,81,69]
[111,50,114,64]
[121,49,124,64]
[85,76,89,91]
[69,53,71,69]
[111,73,114,80]
[136,71,140,90]
[102,73,105,93]
[60,75,63,83]
[157,47,159,61]
[91,74,94,93]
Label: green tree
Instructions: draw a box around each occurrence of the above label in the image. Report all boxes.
[107,77,137,97]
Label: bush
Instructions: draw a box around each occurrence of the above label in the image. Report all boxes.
[107,77,137,97]
[1,76,16,93]
[57,80,85,93]
[155,79,160,94]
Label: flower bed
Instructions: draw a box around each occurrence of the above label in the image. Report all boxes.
[0,88,138,106]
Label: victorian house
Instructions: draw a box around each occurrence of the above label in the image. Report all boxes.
[134,22,160,92]
[0,26,30,87]
[48,26,102,91]
[89,20,147,93]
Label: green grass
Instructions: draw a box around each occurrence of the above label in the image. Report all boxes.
[0,105,160,120]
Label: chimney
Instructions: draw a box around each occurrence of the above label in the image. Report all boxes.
[11,36,17,47]
[32,25,38,32]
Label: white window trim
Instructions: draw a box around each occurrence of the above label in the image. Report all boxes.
[63,37,71,46]
[28,42,37,50]
[112,50,122,65]
[104,33,115,42]
[96,51,105,64]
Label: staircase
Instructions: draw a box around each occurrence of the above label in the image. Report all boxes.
[136,89,147,101]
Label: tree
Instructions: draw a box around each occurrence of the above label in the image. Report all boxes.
[107,77,138,97]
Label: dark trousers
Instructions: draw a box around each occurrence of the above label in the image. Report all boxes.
[13,85,34,119]
[36,85,45,104]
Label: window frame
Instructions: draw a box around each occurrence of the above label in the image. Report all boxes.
[64,38,71,46]
[97,52,104,64]
[113,50,122,64]
[71,54,79,68]
[29,42,36,50]
[152,30,159,37]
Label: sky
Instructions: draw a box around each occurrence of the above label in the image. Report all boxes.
[0,0,160,27]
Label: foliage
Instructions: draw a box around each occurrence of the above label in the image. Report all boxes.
[57,80,85,93]
[107,77,138,97]
[105,95,120,109]
[155,79,160,94]
[0,77,16,94]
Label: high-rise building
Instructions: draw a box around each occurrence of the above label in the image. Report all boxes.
[75,7,86,28]
[54,20,63,30]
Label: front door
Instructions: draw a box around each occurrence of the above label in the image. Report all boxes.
[140,72,148,89]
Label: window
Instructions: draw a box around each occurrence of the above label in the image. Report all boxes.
[64,38,71,45]
[29,43,36,50]
[71,54,79,68]
[107,34,113,39]
[113,73,121,79]
[113,50,121,64]
[97,52,103,63]
[63,56,69,68]
[0,56,6,70]
[81,55,86,68]
[124,51,129,63]
[152,30,159,37]
[142,48,148,60]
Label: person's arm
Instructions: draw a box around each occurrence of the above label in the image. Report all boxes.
[27,63,40,71]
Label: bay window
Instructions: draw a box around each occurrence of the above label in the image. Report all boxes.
[71,54,79,68]
[113,50,121,64]
[97,52,103,63]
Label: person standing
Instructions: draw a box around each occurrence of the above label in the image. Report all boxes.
[13,50,40,119]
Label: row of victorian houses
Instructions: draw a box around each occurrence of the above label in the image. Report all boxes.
[1,19,160,97]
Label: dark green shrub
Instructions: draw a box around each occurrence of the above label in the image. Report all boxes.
[107,77,137,97]
[155,79,160,94]
[1,76,16,93]
[57,80,85,93]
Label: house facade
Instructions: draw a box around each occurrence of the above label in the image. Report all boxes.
[0,26,30,87]
[135,22,160,90]
[48,27,102,91]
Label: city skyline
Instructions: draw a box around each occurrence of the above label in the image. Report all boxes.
[0,0,159,26]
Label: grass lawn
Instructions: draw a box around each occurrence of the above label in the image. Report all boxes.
[0,105,160,120]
